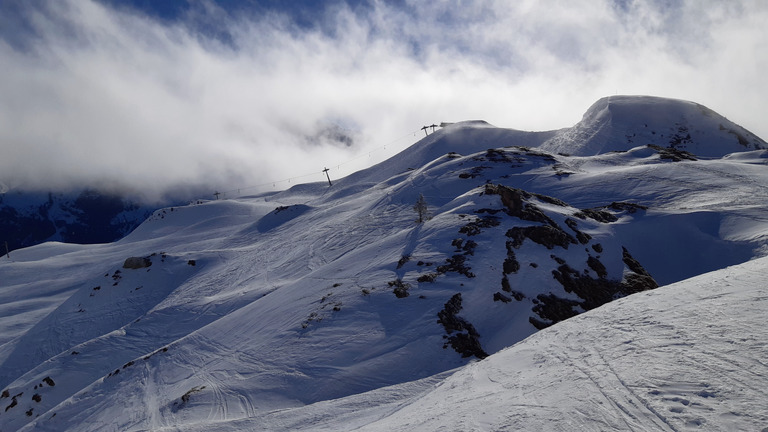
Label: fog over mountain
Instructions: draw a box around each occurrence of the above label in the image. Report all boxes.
[1,0,767,199]
[1,96,767,431]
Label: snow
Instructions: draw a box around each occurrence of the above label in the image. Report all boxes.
[351,256,768,431]
[2,96,768,431]
[539,95,767,157]
[91,256,768,432]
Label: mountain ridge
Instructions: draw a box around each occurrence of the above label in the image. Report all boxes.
[2,95,768,431]
[540,95,767,156]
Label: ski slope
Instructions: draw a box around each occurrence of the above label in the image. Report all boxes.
[161,255,768,431]
[1,96,767,431]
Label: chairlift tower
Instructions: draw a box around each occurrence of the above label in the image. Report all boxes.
[323,167,333,187]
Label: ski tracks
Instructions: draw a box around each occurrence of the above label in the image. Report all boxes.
[551,345,676,432]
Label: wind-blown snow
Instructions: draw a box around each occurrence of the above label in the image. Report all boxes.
[1,96,767,431]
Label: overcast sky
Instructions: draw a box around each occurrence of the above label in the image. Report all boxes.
[1,0,766,201]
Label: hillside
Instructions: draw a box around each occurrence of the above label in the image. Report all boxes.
[160,255,768,431]
[538,95,767,157]
[1,96,767,431]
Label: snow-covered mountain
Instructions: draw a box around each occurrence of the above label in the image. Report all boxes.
[0,188,159,253]
[1,96,767,431]
[539,95,767,157]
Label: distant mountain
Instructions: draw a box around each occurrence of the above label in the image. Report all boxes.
[1,96,767,431]
[0,189,163,253]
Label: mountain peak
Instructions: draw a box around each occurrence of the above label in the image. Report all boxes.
[539,95,767,157]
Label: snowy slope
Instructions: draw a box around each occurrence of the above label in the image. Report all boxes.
[2,96,768,431]
[359,255,768,431]
[539,95,767,157]
[205,255,766,432]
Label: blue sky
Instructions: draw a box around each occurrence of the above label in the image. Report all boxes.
[1,0,767,200]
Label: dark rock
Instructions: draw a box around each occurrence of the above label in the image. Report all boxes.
[485,148,513,162]
[564,218,592,244]
[587,256,608,279]
[532,193,569,207]
[542,256,659,329]
[436,293,488,359]
[123,257,152,269]
[506,226,576,250]
[459,216,501,236]
[503,256,520,274]
[451,238,464,250]
[437,254,475,278]
[530,293,581,329]
[623,272,659,293]
[574,208,618,223]
[501,276,526,300]
[475,208,504,215]
[389,279,411,298]
[608,202,648,213]
[417,273,437,283]
[493,292,512,303]
[5,398,17,412]
[648,144,697,161]
[510,290,525,301]
[550,255,566,265]
[483,184,557,226]
[437,294,465,334]
[552,264,623,310]
[501,275,512,292]
[622,247,653,277]
[462,240,477,255]
[447,332,488,359]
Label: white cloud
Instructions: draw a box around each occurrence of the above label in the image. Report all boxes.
[1,0,766,201]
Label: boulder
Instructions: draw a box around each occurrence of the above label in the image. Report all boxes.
[122,257,151,269]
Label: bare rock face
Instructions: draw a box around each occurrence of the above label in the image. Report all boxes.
[437,294,488,359]
[122,257,152,269]
[432,182,661,337]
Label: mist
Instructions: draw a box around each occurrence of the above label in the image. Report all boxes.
[1,0,766,202]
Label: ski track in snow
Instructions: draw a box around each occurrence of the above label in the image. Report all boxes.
[337,260,768,432]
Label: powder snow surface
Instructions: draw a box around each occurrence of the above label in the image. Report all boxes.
[178,256,768,432]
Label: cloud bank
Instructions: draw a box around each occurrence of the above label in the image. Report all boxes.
[1,0,766,201]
